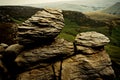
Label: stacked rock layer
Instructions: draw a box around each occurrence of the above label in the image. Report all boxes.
[18,8,64,45]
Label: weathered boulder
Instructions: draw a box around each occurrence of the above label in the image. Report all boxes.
[16,50,115,80]
[18,8,64,45]
[0,43,8,49]
[59,31,114,80]
[2,44,24,66]
[16,32,115,80]
[61,50,115,80]
[75,31,110,47]
[5,44,24,56]
[15,39,74,70]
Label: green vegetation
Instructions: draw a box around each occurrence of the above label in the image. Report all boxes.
[58,18,109,41]
[110,25,120,47]
[10,17,25,24]
[105,44,120,64]
[106,25,120,65]
[58,18,80,41]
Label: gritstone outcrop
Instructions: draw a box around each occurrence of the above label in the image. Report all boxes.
[0,8,115,80]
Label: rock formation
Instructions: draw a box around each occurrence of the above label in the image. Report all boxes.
[0,8,115,80]
[18,8,64,45]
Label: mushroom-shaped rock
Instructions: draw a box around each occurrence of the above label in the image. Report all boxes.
[75,31,110,47]
[18,8,64,45]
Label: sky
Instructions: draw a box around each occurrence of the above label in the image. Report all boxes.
[0,0,72,5]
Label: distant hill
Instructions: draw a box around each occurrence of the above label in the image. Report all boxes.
[26,0,120,12]
[28,3,104,12]
[0,6,41,21]
[102,2,120,16]
[0,6,106,26]
[85,12,118,21]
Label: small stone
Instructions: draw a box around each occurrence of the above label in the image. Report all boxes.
[5,44,24,55]
[0,43,8,48]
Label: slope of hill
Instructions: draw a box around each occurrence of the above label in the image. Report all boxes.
[102,2,120,16]
[85,12,118,21]
[28,3,104,12]
[0,6,41,21]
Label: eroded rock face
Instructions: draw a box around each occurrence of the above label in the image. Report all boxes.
[18,8,64,45]
[16,66,54,80]
[15,39,74,70]
[61,50,115,80]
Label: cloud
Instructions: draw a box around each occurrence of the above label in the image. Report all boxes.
[0,0,72,5]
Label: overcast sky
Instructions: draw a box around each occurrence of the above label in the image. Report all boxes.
[0,0,72,5]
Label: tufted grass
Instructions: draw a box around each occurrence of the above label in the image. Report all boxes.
[105,44,120,64]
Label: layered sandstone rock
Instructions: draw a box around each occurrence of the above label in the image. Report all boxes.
[60,32,115,80]
[75,31,110,47]
[16,31,115,80]
[0,8,115,80]
[18,8,64,45]
[15,39,74,70]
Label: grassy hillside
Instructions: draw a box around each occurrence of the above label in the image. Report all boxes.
[85,11,118,20]
[58,18,109,41]
[0,6,42,22]
[63,10,106,27]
